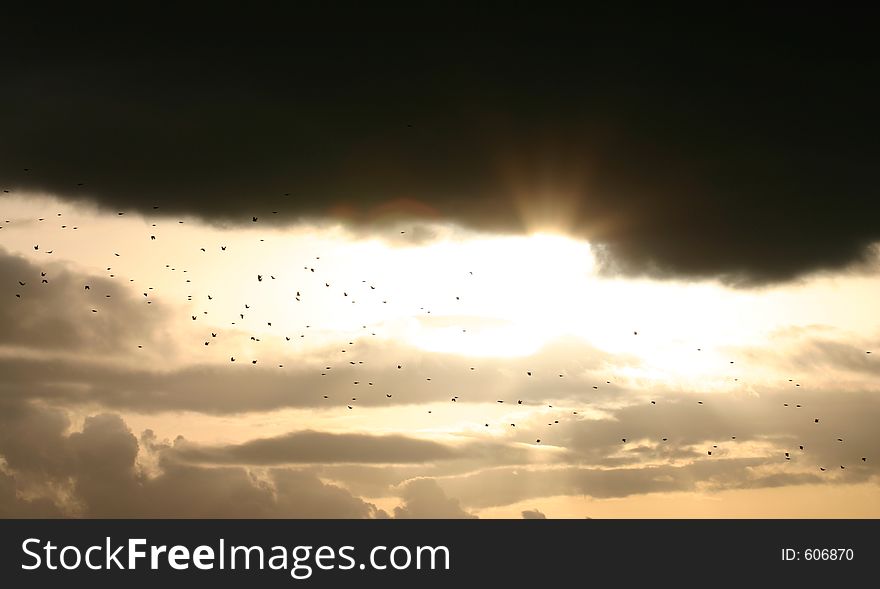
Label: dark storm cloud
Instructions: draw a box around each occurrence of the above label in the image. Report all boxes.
[1,14,878,284]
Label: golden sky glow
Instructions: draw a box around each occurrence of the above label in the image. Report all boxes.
[1,192,878,518]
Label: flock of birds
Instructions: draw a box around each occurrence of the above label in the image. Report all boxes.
[2,177,876,475]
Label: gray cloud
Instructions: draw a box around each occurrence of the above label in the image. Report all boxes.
[0,248,169,353]
[0,404,382,518]
[0,336,629,414]
[167,431,461,465]
[0,471,61,518]
[393,479,476,519]
[438,460,840,510]
[521,508,546,519]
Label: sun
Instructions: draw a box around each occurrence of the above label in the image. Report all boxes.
[399,232,596,358]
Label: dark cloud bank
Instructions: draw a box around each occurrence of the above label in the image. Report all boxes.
[1,12,878,284]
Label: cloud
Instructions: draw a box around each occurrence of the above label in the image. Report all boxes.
[437,460,841,510]
[521,508,546,519]
[0,403,382,517]
[393,479,476,519]
[0,249,168,353]
[1,20,878,283]
[0,336,627,414]
[166,430,461,465]
[0,471,61,518]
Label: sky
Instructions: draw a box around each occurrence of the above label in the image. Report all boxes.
[1,10,878,518]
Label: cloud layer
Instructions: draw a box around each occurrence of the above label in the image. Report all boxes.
[2,16,878,283]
